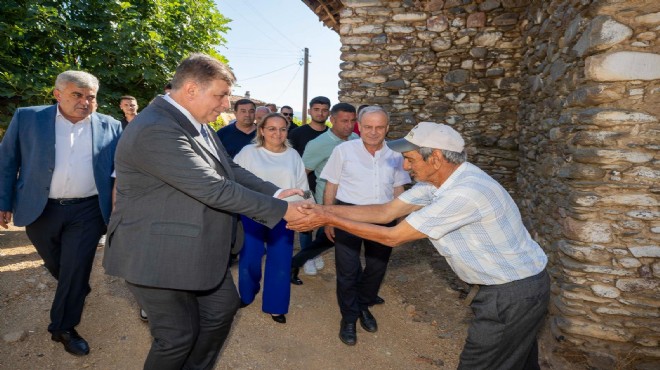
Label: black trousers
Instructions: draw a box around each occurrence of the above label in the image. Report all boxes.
[128,269,240,370]
[458,270,550,370]
[291,227,333,269]
[25,196,105,333]
[333,203,393,322]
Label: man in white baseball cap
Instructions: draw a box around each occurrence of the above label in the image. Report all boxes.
[386,121,465,153]
[288,121,549,369]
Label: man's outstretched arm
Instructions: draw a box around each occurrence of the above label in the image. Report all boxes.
[302,197,421,226]
[288,204,426,247]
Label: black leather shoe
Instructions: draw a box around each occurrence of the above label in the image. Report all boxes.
[339,319,357,345]
[51,329,90,356]
[290,267,303,285]
[359,309,378,333]
[139,308,148,322]
[369,295,385,306]
[271,314,286,324]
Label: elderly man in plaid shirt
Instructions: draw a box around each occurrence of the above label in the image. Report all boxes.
[288,121,549,370]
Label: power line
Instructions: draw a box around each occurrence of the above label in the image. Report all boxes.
[239,63,298,82]
[229,47,299,53]
[274,64,302,101]
[229,54,299,59]
[242,1,300,50]
[221,1,292,51]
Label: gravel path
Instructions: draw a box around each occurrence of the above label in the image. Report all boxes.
[1,224,567,369]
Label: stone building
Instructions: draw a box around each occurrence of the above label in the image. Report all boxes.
[302,0,659,367]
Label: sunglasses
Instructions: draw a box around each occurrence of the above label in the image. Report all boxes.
[281,112,293,117]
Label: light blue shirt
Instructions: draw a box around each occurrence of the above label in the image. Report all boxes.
[400,162,547,285]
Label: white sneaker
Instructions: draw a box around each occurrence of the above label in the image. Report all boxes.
[98,234,106,246]
[313,255,325,270]
[303,260,318,275]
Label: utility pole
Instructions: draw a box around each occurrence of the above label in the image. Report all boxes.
[301,47,309,125]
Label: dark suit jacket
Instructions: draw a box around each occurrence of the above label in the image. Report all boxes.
[103,97,288,291]
[0,105,122,226]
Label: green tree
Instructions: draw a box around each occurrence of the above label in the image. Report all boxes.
[0,0,230,131]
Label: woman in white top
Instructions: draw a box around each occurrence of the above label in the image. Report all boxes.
[234,113,309,324]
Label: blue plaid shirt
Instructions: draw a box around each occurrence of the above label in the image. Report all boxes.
[400,163,547,285]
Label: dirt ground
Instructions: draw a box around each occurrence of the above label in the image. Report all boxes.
[1,224,574,370]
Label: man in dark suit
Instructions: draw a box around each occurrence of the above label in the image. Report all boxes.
[0,70,122,356]
[103,53,304,370]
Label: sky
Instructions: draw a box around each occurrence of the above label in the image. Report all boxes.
[215,0,341,114]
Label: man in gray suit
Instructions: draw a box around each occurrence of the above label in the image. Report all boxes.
[0,71,122,356]
[103,53,304,370]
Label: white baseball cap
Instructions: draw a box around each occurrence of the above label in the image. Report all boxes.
[387,122,465,153]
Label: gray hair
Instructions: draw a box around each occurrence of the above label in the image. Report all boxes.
[55,71,99,91]
[442,149,467,164]
[255,106,270,115]
[419,147,467,164]
[357,105,389,124]
[170,53,236,91]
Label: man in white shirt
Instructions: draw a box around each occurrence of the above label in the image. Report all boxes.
[0,71,122,356]
[289,122,550,369]
[320,106,411,345]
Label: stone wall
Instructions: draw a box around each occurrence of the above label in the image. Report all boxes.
[338,0,528,192]
[518,0,660,367]
[329,0,659,367]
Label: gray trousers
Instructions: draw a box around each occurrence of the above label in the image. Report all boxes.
[458,270,550,370]
[128,270,240,370]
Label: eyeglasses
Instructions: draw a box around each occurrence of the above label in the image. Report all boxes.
[263,127,288,133]
[281,112,293,117]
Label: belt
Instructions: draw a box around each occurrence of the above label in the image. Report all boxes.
[463,270,548,306]
[464,285,480,306]
[48,195,98,205]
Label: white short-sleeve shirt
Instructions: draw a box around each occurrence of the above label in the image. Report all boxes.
[400,162,547,285]
[320,139,410,205]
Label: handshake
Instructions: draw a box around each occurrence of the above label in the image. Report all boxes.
[278,188,330,231]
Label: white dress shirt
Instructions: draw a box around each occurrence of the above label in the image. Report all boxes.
[162,94,219,159]
[49,106,96,198]
[320,139,410,205]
